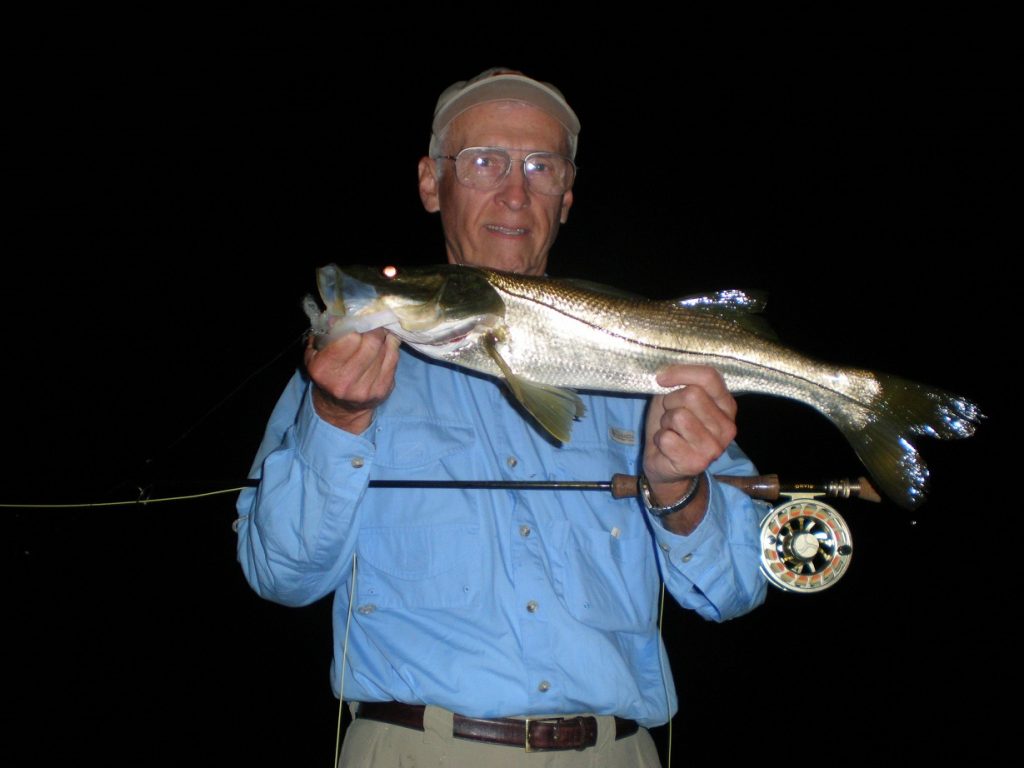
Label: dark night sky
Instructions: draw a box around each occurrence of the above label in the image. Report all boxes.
[4,29,1010,765]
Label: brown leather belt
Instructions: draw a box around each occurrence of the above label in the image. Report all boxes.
[357,701,639,752]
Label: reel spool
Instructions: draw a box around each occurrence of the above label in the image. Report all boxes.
[759,495,853,593]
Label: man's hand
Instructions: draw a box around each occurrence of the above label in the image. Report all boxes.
[304,329,401,434]
[643,365,738,534]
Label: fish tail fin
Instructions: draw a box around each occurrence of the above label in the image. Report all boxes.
[831,373,983,509]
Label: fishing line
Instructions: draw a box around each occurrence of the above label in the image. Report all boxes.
[99,329,306,500]
[658,580,673,768]
[0,478,626,510]
[334,553,357,768]
[0,487,248,509]
[155,331,307,459]
[5,333,305,510]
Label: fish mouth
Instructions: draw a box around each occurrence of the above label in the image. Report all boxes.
[310,263,507,350]
[485,224,528,236]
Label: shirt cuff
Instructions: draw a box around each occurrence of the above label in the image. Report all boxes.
[648,476,763,601]
[295,382,378,485]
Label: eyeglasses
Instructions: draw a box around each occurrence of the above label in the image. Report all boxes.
[436,146,576,196]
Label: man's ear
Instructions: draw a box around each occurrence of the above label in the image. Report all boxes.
[559,189,574,224]
[418,156,440,213]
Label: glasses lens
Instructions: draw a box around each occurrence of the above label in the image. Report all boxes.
[455,148,511,189]
[451,147,575,195]
[523,153,574,195]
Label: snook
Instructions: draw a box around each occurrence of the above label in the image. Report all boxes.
[304,264,982,510]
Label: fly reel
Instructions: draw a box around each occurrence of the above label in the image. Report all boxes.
[759,494,853,593]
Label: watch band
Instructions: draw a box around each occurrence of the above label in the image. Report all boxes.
[637,471,704,518]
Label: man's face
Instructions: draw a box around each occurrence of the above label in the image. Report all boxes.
[418,101,574,276]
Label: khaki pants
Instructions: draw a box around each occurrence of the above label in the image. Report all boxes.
[339,705,662,767]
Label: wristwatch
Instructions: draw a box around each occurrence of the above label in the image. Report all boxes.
[637,472,704,518]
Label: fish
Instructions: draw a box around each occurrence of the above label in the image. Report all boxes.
[304,263,983,509]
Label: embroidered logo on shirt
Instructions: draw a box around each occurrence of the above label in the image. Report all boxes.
[609,427,636,445]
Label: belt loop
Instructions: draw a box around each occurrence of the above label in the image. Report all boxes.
[596,714,615,750]
[422,704,454,744]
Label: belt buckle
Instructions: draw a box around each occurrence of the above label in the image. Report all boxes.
[524,717,538,752]
[523,716,582,752]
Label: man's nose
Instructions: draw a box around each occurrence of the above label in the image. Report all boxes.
[496,161,530,209]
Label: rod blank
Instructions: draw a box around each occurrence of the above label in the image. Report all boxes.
[367,474,880,503]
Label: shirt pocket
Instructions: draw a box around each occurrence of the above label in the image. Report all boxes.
[359,417,484,609]
[549,521,660,633]
[356,523,483,609]
[373,416,476,472]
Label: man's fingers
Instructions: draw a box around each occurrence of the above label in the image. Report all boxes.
[656,364,736,418]
[307,329,397,407]
[660,377,738,428]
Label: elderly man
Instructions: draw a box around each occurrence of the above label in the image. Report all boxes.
[237,68,767,766]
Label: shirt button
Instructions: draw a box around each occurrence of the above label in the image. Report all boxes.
[357,604,376,615]
[660,543,671,552]
[507,456,518,468]
[351,457,365,469]
[519,525,532,538]
[526,600,539,613]
[682,553,694,563]
[538,680,551,693]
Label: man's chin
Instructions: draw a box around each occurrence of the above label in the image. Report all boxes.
[450,250,546,276]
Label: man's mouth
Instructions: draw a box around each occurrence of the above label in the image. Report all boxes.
[485,224,528,236]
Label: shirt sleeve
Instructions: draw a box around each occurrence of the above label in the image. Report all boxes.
[235,372,375,607]
[646,442,769,622]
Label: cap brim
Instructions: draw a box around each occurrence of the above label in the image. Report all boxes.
[432,76,580,137]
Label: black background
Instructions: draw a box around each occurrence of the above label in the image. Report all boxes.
[4,25,1009,765]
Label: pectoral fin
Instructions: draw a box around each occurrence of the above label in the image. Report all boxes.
[483,333,585,443]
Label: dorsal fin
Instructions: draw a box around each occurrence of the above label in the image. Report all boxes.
[674,289,767,312]
[672,289,777,340]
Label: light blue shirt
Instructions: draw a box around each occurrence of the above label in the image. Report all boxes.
[236,348,767,728]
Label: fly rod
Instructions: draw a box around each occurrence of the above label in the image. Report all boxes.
[365,474,881,503]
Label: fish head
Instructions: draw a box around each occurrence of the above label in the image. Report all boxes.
[308,264,505,348]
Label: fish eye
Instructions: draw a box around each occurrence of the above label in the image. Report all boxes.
[381,265,398,279]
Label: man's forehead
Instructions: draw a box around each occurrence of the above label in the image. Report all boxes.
[446,101,571,154]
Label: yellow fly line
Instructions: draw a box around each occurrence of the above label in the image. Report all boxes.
[0,486,248,509]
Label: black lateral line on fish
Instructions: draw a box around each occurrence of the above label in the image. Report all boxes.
[496,285,861,406]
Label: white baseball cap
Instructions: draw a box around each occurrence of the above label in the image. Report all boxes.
[429,67,580,159]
